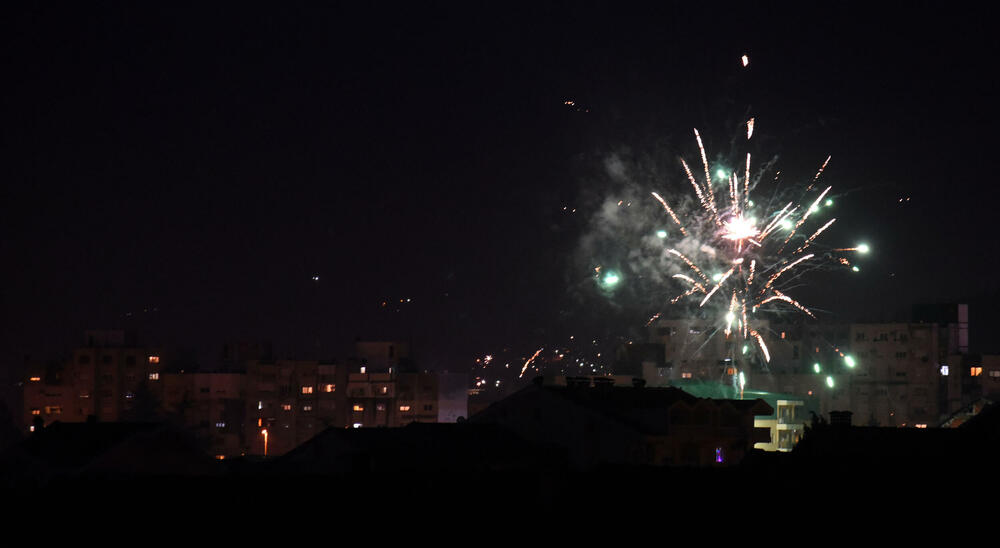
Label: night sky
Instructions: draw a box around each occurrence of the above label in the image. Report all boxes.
[3,3,1000,375]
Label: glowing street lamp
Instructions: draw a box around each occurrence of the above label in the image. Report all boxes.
[261,429,268,456]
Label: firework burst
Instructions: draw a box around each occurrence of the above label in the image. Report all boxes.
[649,125,864,366]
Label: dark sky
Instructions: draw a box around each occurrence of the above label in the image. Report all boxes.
[3,2,999,372]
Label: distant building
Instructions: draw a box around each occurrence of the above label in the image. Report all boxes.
[23,331,164,429]
[243,359,445,457]
[160,372,245,458]
[244,359,349,456]
[644,309,996,429]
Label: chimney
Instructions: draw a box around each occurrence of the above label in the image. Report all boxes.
[829,410,853,427]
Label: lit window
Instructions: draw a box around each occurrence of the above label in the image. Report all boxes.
[725,367,736,376]
[376,403,385,411]
[715,447,724,463]
[360,366,366,374]
[380,386,388,394]
[148,355,160,364]
[258,400,263,410]
[31,408,41,415]
[681,372,693,379]
[989,370,1000,378]
[915,424,928,429]
[940,365,950,376]
[282,404,292,411]
[45,406,62,415]
[399,405,411,412]
[781,332,786,339]
[324,384,335,393]
[29,425,35,432]
[215,422,226,428]
[352,423,362,428]
[215,455,226,460]
[79,392,90,398]
[257,418,262,427]
[353,404,364,412]
[971,367,983,377]
[301,386,313,394]
[28,376,41,382]
[303,405,313,411]
[149,373,159,380]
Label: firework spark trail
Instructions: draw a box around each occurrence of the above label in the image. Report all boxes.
[806,155,832,192]
[651,192,687,235]
[746,118,754,139]
[744,154,751,211]
[668,249,711,284]
[518,348,544,378]
[681,159,714,219]
[758,289,816,318]
[761,253,814,293]
[693,129,722,225]
[670,286,703,304]
[795,217,836,254]
[750,329,771,362]
[699,264,738,307]
[759,203,794,239]
[725,292,738,336]
[741,300,749,338]
[780,186,831,250]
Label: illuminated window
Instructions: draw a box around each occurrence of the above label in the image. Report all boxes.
[28,376,41,382]
[940,365,950,376]
[353,404,364,412]
[301,386,313,394]
[282,404,292,411]
[971,367,983,377]
[915,424,928,429]
[215,455,226,460]
[781,332,786,339]
[148,355,160,364]
[681,372,693,379]
[29,425,35,432]
[31,408,41,415]
[303,405,313,412]
[715,447,724,463]
[79,392,90,398]
[45,406,62,415]
[399,405,411,412]
[380,386,388,394]
[323,384,335,393]
[257,418,262,427]
[989,370,1000,378]
[725,367,736,376]
[360,366,366,374]
[376,403,385,411]
[352,423,362,428]
[148,372,159,380]
[215,422,226,428]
